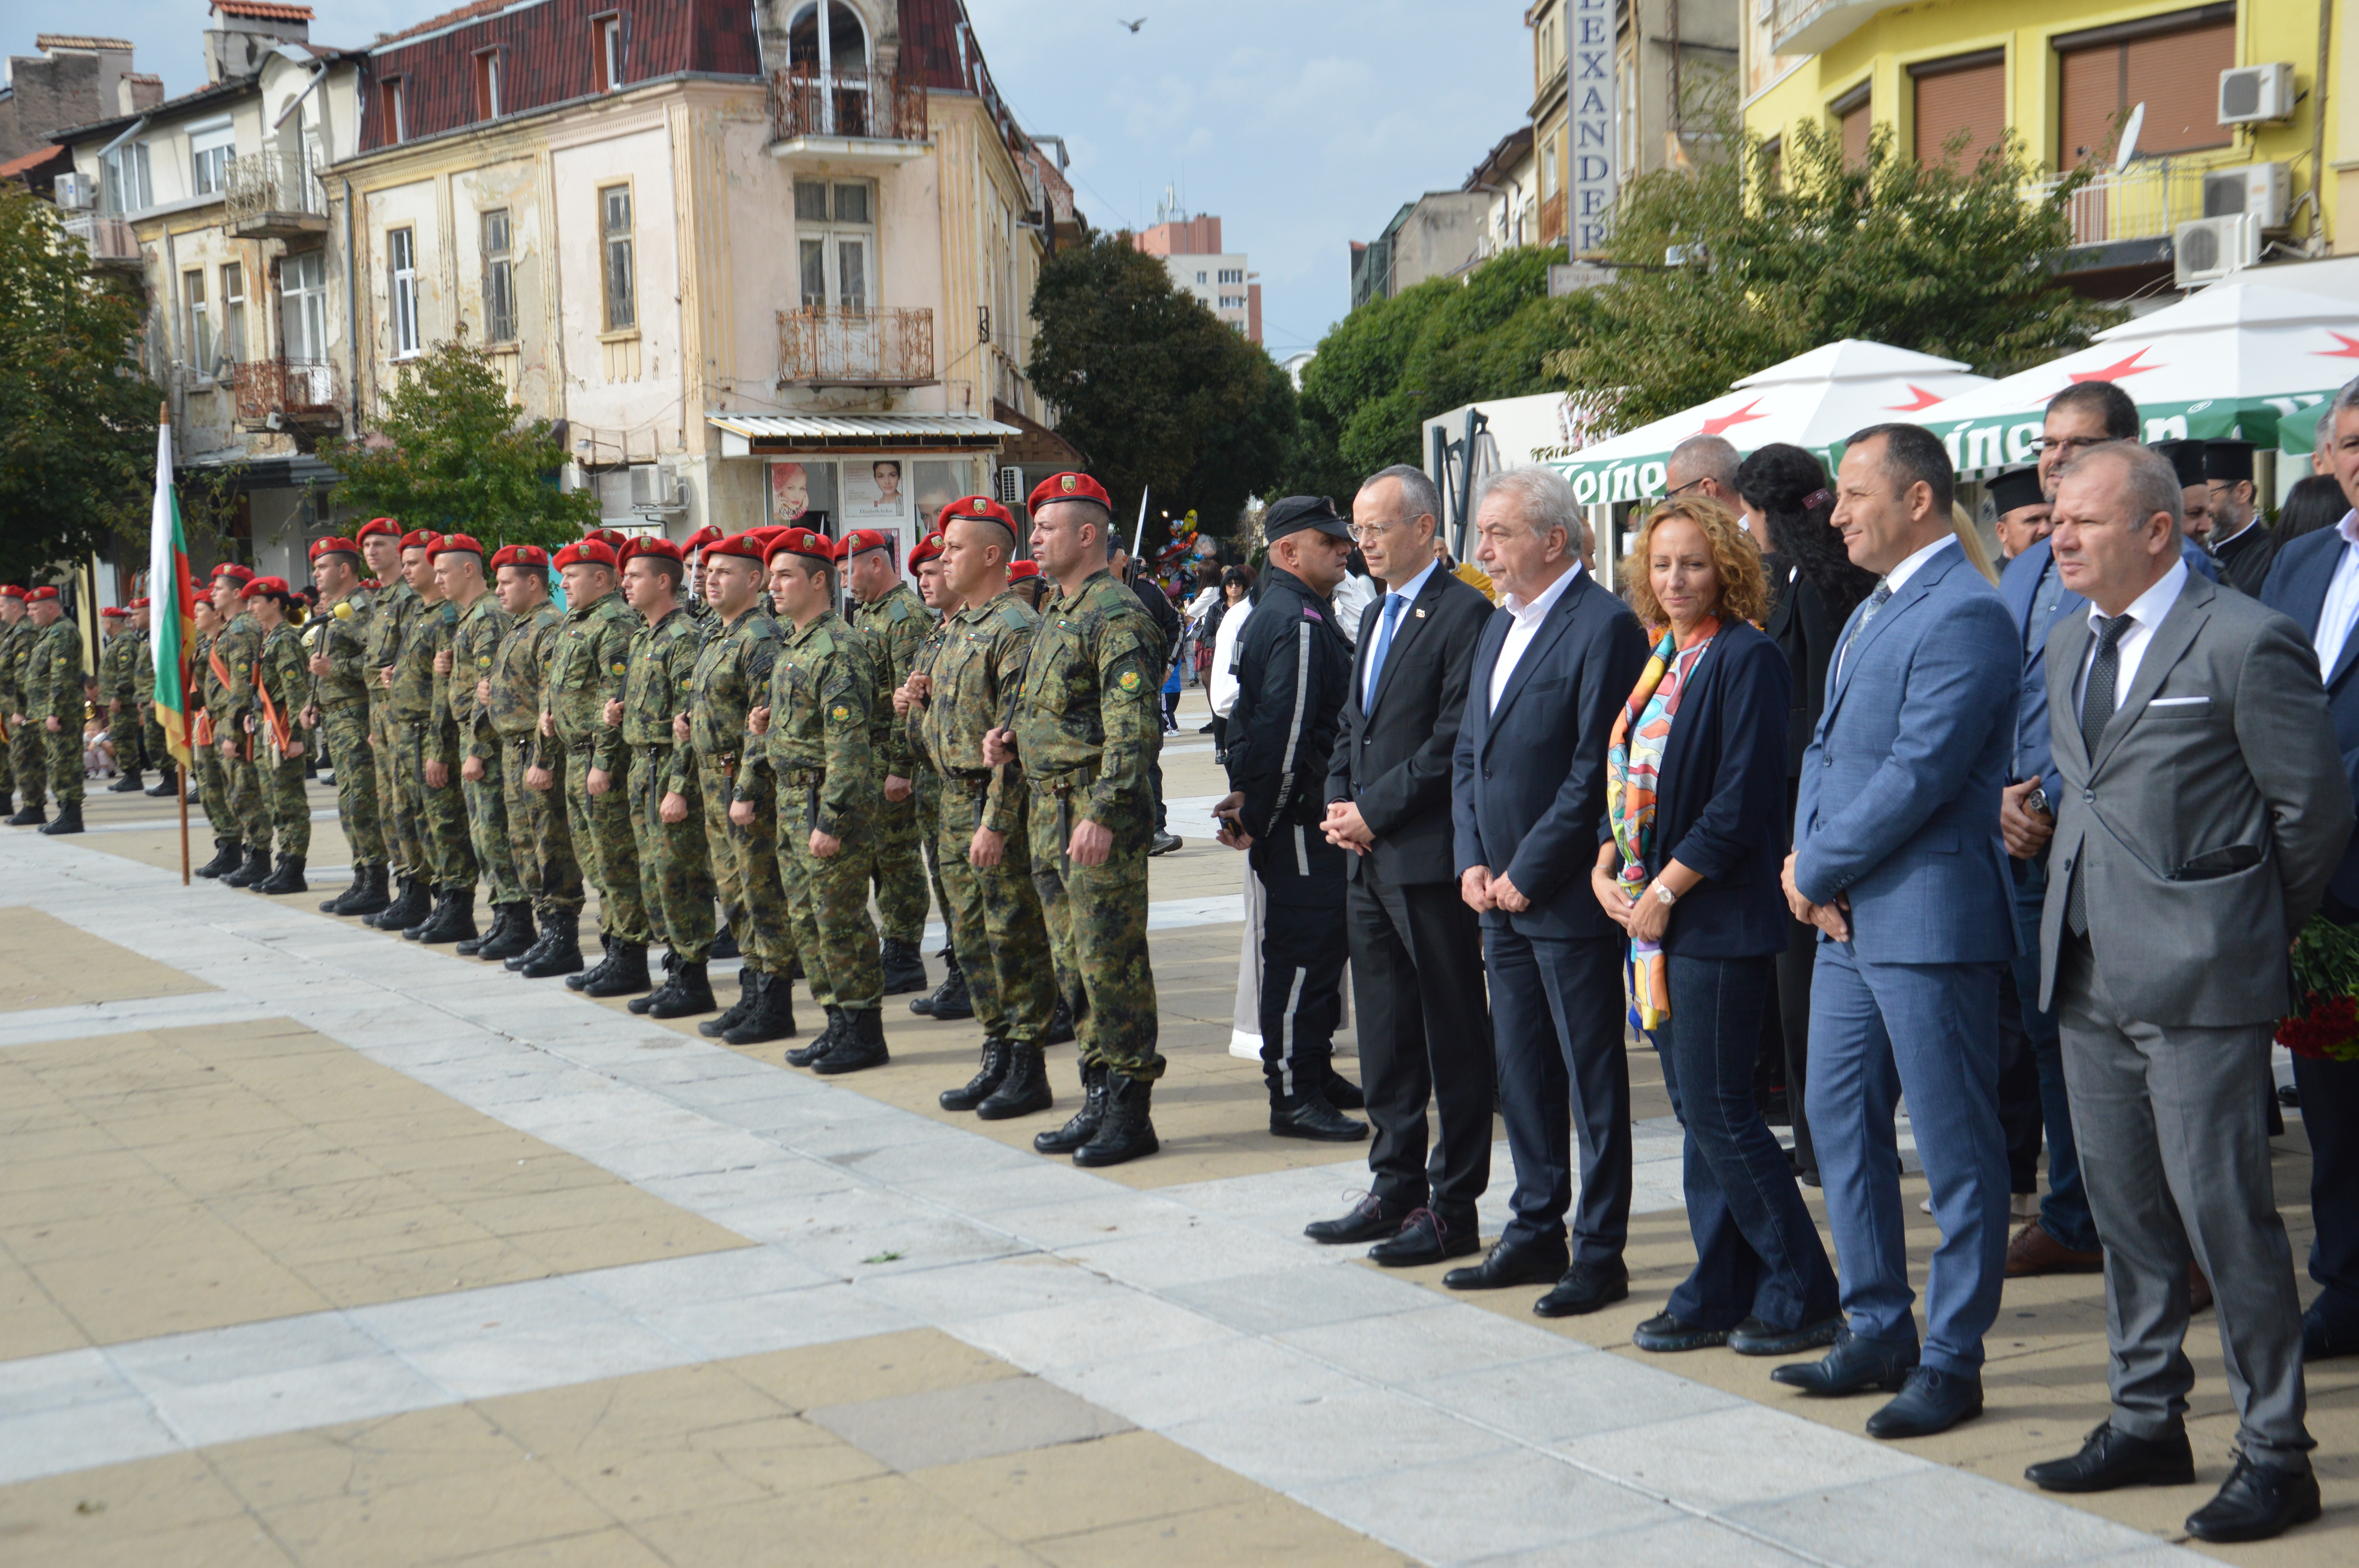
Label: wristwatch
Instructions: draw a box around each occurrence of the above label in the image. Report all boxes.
[1651,882,1677,908]
[2025,785,2050,817]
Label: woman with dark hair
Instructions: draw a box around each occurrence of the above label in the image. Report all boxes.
[1736,442,1876,1185]
[2277,473,2350,543]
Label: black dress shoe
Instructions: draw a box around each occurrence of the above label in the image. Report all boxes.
[2302,1304,2359,1361]
[1321,1072,1365,1111]
[1270,1094,1367,1142]
[1727,1313,1844,1357]
[1443,1236,1570,1292]
[2184,1454,2322,1543]
[1770,1329,1918,1396]
[1632,1313,1730,1352]
[1864,1367,1983,1439]
[1368,1207,1478,1268]
[1533,1259,1630,1318]
[2025,1421,2195,1493]
[1304,1193,1404,1245]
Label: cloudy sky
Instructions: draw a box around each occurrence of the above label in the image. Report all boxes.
[11,1,1532,353]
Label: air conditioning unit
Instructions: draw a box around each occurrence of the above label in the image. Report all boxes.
[2219,63,2297,126]
[627,464,685,515]
[994,466,1026,506]
[52,172,95,210]
[2202,162,2291,229]
[2174,214,2260,288]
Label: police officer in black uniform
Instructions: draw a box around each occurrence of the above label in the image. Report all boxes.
[1214,495,1367,1141]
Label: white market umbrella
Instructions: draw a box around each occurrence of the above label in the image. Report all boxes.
[1909,274,2359,475]
[1549,340,1995,506]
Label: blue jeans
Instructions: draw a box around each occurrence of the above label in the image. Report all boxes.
[1659,954,1841,1331]
[2013,860,2096,1252]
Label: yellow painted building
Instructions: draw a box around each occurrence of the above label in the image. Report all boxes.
[1742,2,2341,285]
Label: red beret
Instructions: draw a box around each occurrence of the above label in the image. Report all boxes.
[398,530,440,552]
[211,563,255,585]
[553,540,618,570]
[240,576,290,600]
[1007,560,1041,581]
[432,533,485,558]
[0,586,22,599]
[491,544,550,570]
[909,531,945,568]
[938,495,1019,532]
[585,528,634,551]
[1028,472,1111,513]
[100,604,128,619]
[130,597,151,609]
[309,537,361,561]
[620,535,684,564]
[838,528,893,561]
[356,517,402,542]
[25,586,58,603]
[705,532,768,563]
[765,527,835,566]
[684,525,723,553]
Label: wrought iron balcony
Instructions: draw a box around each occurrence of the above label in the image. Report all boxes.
[231,357,342,431]
[776,306,936,388]
[767,65,929,158]
[224,152,327,240]
[1765,0,1890,58]
[61,212,142,269]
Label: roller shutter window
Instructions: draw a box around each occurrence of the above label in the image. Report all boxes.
[2056,7,2234,170]
[1912,51,2005,165]
[1833,81,1872,168]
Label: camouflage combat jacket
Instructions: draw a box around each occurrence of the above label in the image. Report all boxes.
[132,630,156,706]
[442,592,513,754]
[621,604,704,795]
[100,627,140,704]
[478,603,563,760]
[852,581,931,775]
[210,610,264,731]
[754,608,878,837]
[24,617,86,724]
[389,595,453,726]
[1008,569,1161,821]
[306,584,377,710]
[256,622,307,757]
[0,619,31,715]
[921,590,1038,835]
[363,580,417,711]
[688,604,780,797]
[540,590,635,774]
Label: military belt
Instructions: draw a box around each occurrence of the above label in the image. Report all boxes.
[1028,762,1098,797]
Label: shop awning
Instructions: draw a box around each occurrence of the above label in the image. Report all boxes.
[707,411,1021,455]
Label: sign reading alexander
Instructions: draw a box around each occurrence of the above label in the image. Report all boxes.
[1570,0,1617,258]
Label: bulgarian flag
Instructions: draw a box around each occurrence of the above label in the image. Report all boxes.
[147,408,197,766]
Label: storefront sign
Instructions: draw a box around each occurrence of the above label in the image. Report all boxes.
[1569,0,1617,258]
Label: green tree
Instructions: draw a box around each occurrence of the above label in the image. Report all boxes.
[1026,232,1297,552]
[321,333,595,546]
[1545,116,2121,430]
[0,190,159,582]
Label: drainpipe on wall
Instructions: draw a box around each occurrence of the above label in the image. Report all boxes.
[343,178,359,442]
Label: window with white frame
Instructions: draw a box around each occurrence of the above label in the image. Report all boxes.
[594,15,623,92]
[102,140,151,214]
[382,78,406,143]
[601,184,636,330]
[1218,295,1245,310]
[793,178,872,313]
[474,49,501,119]
[219,262,246,365]
[1218,267,1243,284]
[189,120,233,197]
[183,270,212,376]
[388,226,420,357]
[282,250,328,362]
[481,208,516,344]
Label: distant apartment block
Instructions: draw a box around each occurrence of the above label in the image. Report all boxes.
[1133,212,1261,344]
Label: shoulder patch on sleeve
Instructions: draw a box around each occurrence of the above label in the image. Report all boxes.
[812,630,835,656]
[889,599,912,623]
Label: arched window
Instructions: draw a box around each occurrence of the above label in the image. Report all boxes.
[787,4,869,73]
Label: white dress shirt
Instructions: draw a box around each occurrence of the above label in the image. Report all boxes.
[2074,557,2189,719]
[2310,509,2359,680]
[1835,534,1957,682]
[1488,561,1584,714]
[1209,596,1252,719]
[1365,555,1439,707]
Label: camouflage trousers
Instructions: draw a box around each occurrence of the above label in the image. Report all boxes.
[502,737,582,915]
[320,701,384,867]
[463,745,522,906]
[776,773,881,1011]
[915,770,954,952]
[108,702,145,773]
[192,737,233,836]
[1029,785,1161,1083]
[937,779,1056,1042]
[371,699,424,879]
[260,745,308,856]
[870,784,929,943]
[45,722,83,807]
[564,740,648,943]
[700,755,791,976]
[224,742,266,846]
[144,710,169,777]
[11,723,46,807]
[405,726,475,891]
[629,746,716,962]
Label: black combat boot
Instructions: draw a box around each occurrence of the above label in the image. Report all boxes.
[787,1006,845,1067]
[1073,1076,1159,1167]
[910,953,972,1019]
[582,940,651,998]
[812,1009,888,1074]
[346,864,393,917]
[223,843,271,887]
[254,853,307,895]
[321,864,369,915]
[939,1038,1011,1112]
[506,908,556,971]
[196,837,242,878]
[456,902,509,956]
[650,961,716,1019]
[629,951,681,1014]
[518,912,584,978]
[401,887,450,939]
[0,789,11,817]
[6,800,47,827]
[880,938,930,995]
[1034,1063,1109,1155]
[725,973,800,1045]
[977,1043,1054,1121]
[109,768,144,793]
[709,926,740,961]
[37,800,84,836]
[145,767,180,799]
[1047,996,1076,1046]
[703,969,761,1037]
[371,875,428,929]
[567,935,618,990]
[473,904,535,962]
[412,887,478,945]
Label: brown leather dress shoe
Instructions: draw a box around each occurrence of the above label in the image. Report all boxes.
[2004,1221,2103,1278]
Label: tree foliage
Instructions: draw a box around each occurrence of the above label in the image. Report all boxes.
[321,333,595,546]
[0,190,159,582]
[1545,115,2123,430]
[1026,232,1297,552]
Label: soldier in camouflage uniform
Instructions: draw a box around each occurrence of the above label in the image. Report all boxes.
[482,545,582,975]
[914,500,1063,1120]
[0,587,21,818]
[842,530,936,994]
[130,600,176,799]
[0,586,42,823]
[745,528,887,1072]
[902,530,972,1021]
[985,473,1166,1168]
[301,539,388,915]
[99,607,146,789]
[238,577,312,891]
[614,537,716,1016]
[423,536,511,948]
[362,520,429,931]
[385,535,470,935]
[207,564,271,883]
[543,538,651,995]
[186,597,242,871]
[21,588,88,835]
[692,532,796,1044]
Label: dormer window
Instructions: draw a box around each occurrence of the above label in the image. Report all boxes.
[593,15,623,93]
[474,49,501,120]
[382,77,406,143]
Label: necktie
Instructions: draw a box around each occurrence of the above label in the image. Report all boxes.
[1839,580,1893,674]
[1363,593,1406,708]
[2066,613,2131,936]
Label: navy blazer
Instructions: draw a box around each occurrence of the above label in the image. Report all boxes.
[1642,621,1794,959]
[1997,538,2084,810]
[1452,568,1650,940]
[2260,522,2359,908]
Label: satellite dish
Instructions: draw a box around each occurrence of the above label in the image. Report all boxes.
[2113,103,2146,172]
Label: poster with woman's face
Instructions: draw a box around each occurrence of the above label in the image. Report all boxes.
[843,459,906,521]
[768,460,839,530]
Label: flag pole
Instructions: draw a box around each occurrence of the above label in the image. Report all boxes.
[1131,488,1149,565]
[162,403,189,886]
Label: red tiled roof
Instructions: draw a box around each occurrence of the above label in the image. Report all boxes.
[0,144,69,181]
[33,34,136,51]
[372,0,517,49]
[212,2,316,20]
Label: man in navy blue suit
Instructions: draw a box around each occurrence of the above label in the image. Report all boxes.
[1445,466,1649,1314]
[2259,374,2359,1367]
[1774,423,2020,1439]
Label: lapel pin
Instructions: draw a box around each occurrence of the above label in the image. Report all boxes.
[1414,608,1426,619]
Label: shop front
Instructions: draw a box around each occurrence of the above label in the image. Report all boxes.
[705,412,1019,570]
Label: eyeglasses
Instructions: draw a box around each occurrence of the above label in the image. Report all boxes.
[2029,435,2115,457]
[1348,521,1396,543]
[1663,475,1710,498]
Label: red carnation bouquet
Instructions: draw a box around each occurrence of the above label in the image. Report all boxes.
[2279,916,2359,1063]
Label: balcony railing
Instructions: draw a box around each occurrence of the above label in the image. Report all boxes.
[1765,0,1886,57]
[224,151,327,239]
[767,65,928,146]
[231,357,341,430]
[776,306,935,388]
[61,212,142,269]
[2030,160,2212,250]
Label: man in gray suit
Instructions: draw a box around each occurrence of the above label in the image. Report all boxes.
[2025,441,2348,1544]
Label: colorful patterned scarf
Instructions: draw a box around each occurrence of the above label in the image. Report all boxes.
[1605,618,1719,1034]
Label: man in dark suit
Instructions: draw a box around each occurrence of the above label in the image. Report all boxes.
[1445,466,1648,1313]
[2028,441,2344,1544]
[1774,423,2019,1439]
[2259,377,2359,1369]
[2206,439,2277,597]
[1310,464,1496,1264]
